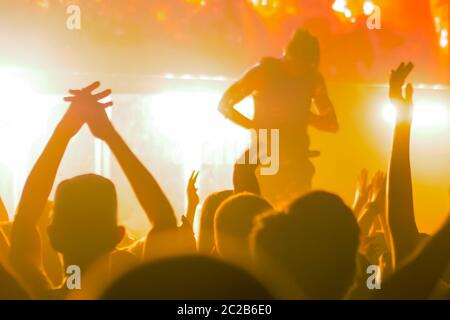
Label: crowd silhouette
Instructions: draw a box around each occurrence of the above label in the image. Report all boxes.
[0,30,449,300]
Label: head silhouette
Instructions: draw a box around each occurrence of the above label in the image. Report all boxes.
[101,255,272,300]
[198,190,233,254]
[48,174,124,266]
[214,193,272,266]
[285,29,320,70]
[251,191,359,299]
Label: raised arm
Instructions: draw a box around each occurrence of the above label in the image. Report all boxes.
[233,150,261,195]
[374,205,450,300]
[69,91,177,230]
[185,170,200,226]
[352,169,369,218]
[357,172,386,238]
[10,82,111,293]
[309,73,339,133]
[386,62,420,268]
[219,66,261,129]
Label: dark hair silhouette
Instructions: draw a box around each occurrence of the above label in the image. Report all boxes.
[48,174,122,261]
[252,191,359,299]
[286,29,320,68]
[198,190,234,254]
[0,264,29,300]
[101,255,272,300]
[215,193,272,264]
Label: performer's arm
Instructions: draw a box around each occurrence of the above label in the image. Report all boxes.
[218,67,261,129]
[309,73,339,132]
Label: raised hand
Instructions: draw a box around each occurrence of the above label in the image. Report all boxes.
[68,84,178,231]
[352,169,369,217]
[64,82,113,140]
[85,105,115,141]
[64,81,112,104]
[185,170,200,226]
[59,82,113,139]
[389,62,414,122]
[387,63,419,268]
[357,171,387,237]
[9,82,113,296]
[368,171,386,213]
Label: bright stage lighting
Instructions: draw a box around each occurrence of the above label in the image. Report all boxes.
[0,68,57,204]
[363,1,375,15]
[440,29,448,48]
[145,90,253,237]
[332,0,348,13]
[382,101,449,129]
[146,90,253,174]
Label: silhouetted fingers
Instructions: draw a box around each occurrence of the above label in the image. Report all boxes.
[64,96,75,102]
[93,89,112,100]
[100,101,113,109]
[396,62,405,73]
[359,169,368,187]
[189,170,199,186]
[69,89,82,95]
[397,62,413,80]
[405,83,414,105]
[82,81,101,93]
[403,62,414,76]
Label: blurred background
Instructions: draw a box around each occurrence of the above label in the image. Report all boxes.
[0,0,448,237]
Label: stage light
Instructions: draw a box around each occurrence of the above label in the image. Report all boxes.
[383,101,449,129]
[344,8,352,18]
[164,73,176,79]
[146,90,253,173]
[332,0,354,20]
[180,74,195,80]
[434,17,441,33]
[332,0,347,13]
[249,0,280,16]
[440,29,448,48]
[0,68,57,202]
[363,1,375,15]
[185,0,206,6]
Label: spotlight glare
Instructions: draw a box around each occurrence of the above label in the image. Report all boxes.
[0,69,52,168]
[147,90,253,170]
[383,101,449,129]
[363,1,375,15]
[0,67,57,203]
[332,0,347,13]
[344,8,352,18]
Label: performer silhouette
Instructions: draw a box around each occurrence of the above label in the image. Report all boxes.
[219,29,338,203]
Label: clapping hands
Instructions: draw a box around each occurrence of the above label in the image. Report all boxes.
[63,81,114,140]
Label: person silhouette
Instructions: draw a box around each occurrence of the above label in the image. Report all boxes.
[219,29,338,204]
